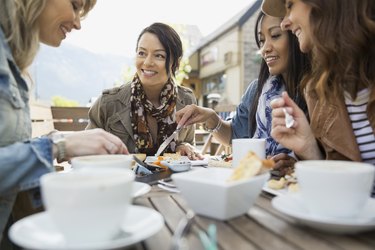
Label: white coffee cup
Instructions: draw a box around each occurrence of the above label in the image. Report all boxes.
[232,138,266,168]
[71,154,133,170]
[295,160,375,218]
[40,168,134,244]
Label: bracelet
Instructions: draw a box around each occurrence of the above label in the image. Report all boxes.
[204,117,223,133]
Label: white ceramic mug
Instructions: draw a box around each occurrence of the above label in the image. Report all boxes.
[232,138,266,168]
[40,168,134,244]
[71,154,133,170]
[295,160,375,218]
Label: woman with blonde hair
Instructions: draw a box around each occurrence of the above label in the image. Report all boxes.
[0,0,129,245]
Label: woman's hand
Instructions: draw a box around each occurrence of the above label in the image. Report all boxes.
[176,143,204,160]
[176,104,218,128]
[63,128,129,160]
[271,91,322,160]
[268,153,296,178]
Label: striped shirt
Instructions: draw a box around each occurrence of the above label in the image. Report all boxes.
[345,89,375,196]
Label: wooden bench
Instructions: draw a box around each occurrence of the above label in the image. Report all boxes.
[30,101,55,137]
[30,103,90,135]
[51,106,90,131]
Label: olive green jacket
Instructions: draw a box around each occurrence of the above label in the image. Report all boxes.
[86,83,196,153]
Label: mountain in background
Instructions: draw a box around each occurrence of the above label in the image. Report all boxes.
[30,44,133,106]
[29,24,202,106]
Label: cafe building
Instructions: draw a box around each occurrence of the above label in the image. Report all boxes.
[183,0,262,108]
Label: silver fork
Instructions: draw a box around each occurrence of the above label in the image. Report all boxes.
[158,179,177,188]
[155,127,181,157]
[170,210,195,250]
[157,184,180,193]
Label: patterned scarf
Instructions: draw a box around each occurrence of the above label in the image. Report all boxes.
[130,75,178,155]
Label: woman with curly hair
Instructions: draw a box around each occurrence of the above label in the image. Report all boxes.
[263,0,375,195]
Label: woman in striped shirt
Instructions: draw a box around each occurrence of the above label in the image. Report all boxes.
[263,0,375,195]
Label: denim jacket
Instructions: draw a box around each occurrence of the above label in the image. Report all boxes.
[0,27,53,240]
[231,80,258,139]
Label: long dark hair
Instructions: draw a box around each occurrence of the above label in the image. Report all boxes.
[136,22,183,77]
[248,11,310,136]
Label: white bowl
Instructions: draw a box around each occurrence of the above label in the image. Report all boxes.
[172,168,269,220]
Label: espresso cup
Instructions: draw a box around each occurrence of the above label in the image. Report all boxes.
[295,160,375,218]
[232,138,266,168]
[71,154,133,170]
[40,168,134,244]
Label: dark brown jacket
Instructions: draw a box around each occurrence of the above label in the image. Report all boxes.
[305,86,375,161]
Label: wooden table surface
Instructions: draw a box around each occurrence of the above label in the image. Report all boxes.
[126,185,375,250]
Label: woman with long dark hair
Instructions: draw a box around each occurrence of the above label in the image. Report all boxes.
[176,11,310,174]
[87,23,200,159]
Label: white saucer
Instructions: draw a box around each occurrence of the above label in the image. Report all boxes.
[272,194,375,234]
[9,205,164,250]
[190,157,209,166]
[262,184,288,196]
[132,182,151,198]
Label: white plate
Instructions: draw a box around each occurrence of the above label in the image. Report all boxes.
[132,182,151,198]
[9,205,164,250]
[145,156,209,166]
[262,184,288,196]
[190,157,209,166]
[272,194,375,234]
[145,156,190,163]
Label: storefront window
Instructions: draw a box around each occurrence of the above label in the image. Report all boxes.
[202,72,227,107]
[203,73,226,93]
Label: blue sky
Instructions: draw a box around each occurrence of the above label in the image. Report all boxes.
[66,0,253,57]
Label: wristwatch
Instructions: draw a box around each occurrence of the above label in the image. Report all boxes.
[51,133,66,163]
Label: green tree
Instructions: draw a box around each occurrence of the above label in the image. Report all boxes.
[52,96,80,107]
[175,57,192,85]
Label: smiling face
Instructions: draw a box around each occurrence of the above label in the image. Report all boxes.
[281,0,313,53]
[37,0,84,47]
[136,32,170,88]
[259,15,289,77]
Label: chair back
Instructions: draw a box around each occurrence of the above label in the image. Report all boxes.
[51,106,89,131]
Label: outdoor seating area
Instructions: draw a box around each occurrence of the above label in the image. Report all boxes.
[3,0,375,249]
[30,101,228,157]
[30,102,90,137]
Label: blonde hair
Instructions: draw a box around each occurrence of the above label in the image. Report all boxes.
[0,0,97,72]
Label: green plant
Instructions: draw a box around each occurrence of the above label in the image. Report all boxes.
[52,96,80,107]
